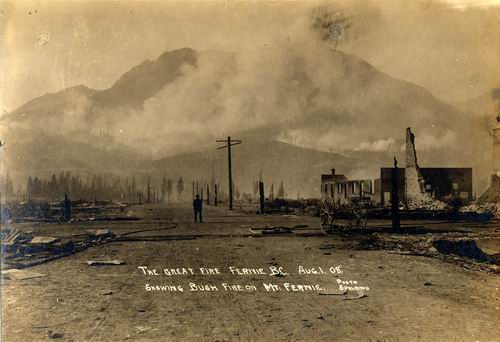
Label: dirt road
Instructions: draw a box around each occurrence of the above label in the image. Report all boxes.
[2,204,499,341]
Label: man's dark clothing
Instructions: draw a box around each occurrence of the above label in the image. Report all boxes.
[193,198,203,223]
[63,194,71,221]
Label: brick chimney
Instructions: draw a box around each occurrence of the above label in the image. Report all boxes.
[493,114,500,176]
[331,169,336,175]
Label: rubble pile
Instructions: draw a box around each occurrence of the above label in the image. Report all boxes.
[406,198,448,211]
[3,201,58,223]
[1,227,115,269]
[433,239,499,265]
[301,205,321,217]
[262,198,321,216]
[354,233,500,273]
[460,203,499,218]
[478,174,500,205]
[1,200,135,224]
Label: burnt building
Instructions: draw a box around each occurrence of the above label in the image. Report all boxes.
[380,167,473,206]
[321,169,373,205]
[378,127,473,207]
[478,113,500,203]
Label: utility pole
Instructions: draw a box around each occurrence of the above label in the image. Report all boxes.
[259,180,265,214]
[147,177,151,203]
[217,136,242,210]
[391,157,401,232]
[214,184,218,206]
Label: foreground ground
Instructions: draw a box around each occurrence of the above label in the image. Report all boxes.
[2,203,500,341]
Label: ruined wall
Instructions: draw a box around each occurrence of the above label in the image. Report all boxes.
[405,127,435,207]
[478,174,500,203]
[478,119,500,203]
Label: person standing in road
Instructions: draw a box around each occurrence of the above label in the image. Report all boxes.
[63,192,72,221]
[193,194,203,223]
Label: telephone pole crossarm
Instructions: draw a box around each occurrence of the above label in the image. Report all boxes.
[216,141,241,150]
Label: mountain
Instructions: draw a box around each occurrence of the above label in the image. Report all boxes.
[1,46,491,196]
[91,48,197,113]
[6,48,197,122]
[0,48,199,180]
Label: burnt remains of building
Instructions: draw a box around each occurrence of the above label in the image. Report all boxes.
[321,169,373,205]
[478,113,500,203]
[379,127,472,208]
[380,167,473,206]
[478,174,500,203]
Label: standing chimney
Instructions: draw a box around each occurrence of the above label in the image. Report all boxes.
[493,114,500,177]
[331,169,335,175]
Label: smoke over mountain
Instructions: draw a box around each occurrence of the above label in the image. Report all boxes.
[0,4,496,195]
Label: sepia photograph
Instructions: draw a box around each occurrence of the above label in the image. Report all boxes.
[0,0,499,340]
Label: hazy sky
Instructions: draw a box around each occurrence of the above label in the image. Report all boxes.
[1,0,499,112]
